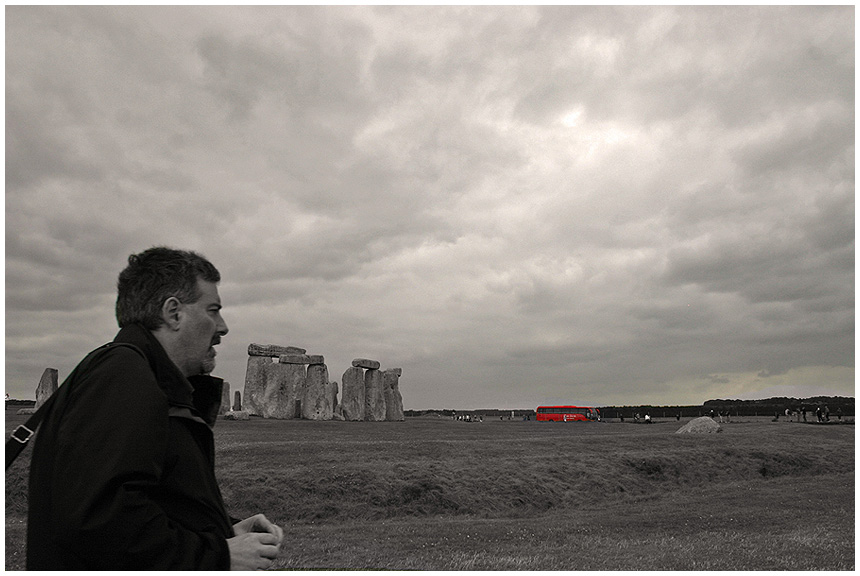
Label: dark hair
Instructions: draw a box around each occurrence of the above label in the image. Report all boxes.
[115,247,221,329]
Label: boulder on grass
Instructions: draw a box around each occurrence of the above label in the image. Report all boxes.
[223,410,250,421]
[676,416,721,434]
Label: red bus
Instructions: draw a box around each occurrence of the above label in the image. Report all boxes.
[536,405,600,422]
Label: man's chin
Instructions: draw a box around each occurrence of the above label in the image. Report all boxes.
[201,350,217,375]
[200,360,217,375]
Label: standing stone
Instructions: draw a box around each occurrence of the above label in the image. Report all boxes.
[332,405,345,421]
[340,367,365,421]
[330,381,343,420]
[263,362,306,419]
[244,357,305,418]
[233,390,242,412]
[303,364,332,420]
[383,369,404,421]
[364,369,386,421]
[35,368,58,410]
[330,381,339,413]
[219,381,231,415]
[243,356,273,416]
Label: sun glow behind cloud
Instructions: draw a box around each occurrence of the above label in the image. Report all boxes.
[5,6,854,408]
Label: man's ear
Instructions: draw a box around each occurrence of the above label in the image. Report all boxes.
[161,297,183,331]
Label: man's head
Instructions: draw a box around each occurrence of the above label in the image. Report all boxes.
[116,247,228,376]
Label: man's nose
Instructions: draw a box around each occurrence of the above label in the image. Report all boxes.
[217,315,229,336]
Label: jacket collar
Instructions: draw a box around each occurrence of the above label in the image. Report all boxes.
[113,324,224,427]
[113,323,196,410]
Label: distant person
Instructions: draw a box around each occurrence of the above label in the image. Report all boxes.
[836,407,843,421]
[26,247,283,570]
[644,414,651,424]
[676,413,681,421]
[824,406,830,422]
[801,407,807,422]
[816,407,822,422]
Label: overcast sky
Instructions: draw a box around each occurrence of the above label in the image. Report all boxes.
[5,6,854,409]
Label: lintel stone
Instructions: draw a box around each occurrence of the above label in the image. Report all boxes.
[352,358,380,370]
[248,343,307,357]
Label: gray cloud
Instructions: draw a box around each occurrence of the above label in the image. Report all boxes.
[5,6,854,408]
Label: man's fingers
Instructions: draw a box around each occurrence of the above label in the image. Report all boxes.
[260,544,280,559]
[253,515,284,544]
[253,531,279,545]
[253,532,281,560]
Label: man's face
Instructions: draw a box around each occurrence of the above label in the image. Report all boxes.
[175,279,228,376]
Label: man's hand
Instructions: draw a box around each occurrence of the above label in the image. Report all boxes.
[229,514,284,570]
[227,532,280,570]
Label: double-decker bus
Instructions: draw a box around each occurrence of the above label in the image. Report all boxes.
[535,405,600,422]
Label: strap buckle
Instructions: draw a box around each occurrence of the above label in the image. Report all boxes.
[11,424,34,444]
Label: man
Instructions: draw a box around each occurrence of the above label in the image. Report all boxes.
[27,247,283,570]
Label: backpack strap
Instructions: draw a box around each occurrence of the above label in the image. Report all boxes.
[5,342,145,470]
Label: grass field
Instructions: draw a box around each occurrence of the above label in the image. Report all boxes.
[6,411,855,570]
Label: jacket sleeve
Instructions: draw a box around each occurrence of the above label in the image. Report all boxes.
[49,347,230,570]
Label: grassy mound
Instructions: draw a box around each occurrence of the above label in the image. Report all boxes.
[212,419,853,524]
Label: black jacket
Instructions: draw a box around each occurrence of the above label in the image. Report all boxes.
[27,324,234,570]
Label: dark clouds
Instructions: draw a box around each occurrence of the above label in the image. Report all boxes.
[5,6,854,408]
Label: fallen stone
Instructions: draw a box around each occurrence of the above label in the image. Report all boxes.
[352,358,380,370]
[223,410,250,421]
[17,408,35,415]
[248,343,307,357]
[364,369,386,421]
[676,416,722,434]
[340,367,365,421]
[35,368,58,410]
